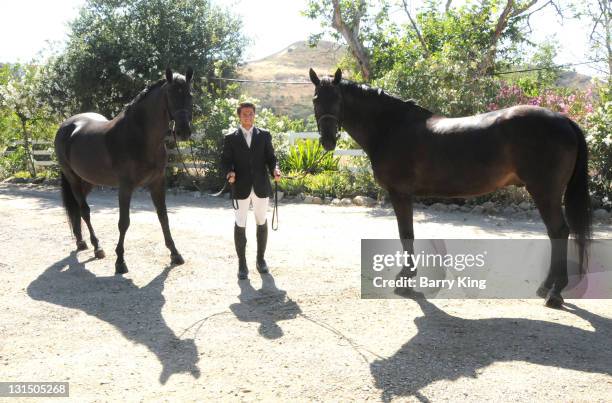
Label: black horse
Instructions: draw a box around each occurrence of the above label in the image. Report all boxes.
[309,68,592,308]
[54,67,194,274]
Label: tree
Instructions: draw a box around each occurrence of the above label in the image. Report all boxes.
[581,0,611,83]
[303,0,567,115]
[304,0,393,81]
[41,0,246,118]
[0,64,54,177]
[377,1,548,114]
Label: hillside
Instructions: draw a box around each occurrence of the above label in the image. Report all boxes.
[236,41,597,120]
[237,41,346,119]
[556,70,596,89]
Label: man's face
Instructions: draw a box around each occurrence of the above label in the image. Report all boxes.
[239,107,255,129]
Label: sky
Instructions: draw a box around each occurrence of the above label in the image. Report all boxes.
[0,0,601,76]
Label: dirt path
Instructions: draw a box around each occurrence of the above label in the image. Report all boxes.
[0,183,610,402]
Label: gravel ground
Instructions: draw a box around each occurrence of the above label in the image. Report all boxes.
[0,183,611,402]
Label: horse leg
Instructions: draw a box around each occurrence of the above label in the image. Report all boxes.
[389,191,416,278]
[149,178,184,265]
[73,181,105,259]
[114,183,133,275]
[529,188,569,308]
[61,170,87,251]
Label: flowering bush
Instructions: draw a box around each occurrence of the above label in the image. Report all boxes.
[585,90,612,208]
[489,83,594,125]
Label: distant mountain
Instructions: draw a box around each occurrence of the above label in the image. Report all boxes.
[237,41,598,120]
[556,70,596,89]
[237,41,346,119]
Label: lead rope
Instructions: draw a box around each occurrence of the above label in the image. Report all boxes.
[272,181,279,230]
[172,126,204,193]
[230,182,238,210]
[208,180,238,209]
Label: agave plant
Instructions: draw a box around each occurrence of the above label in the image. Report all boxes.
[285,139,339,174]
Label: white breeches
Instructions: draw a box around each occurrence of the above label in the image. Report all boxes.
[234,188,269,227]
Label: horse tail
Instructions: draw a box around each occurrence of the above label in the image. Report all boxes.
[564,119,592,275]
[61,172,81,238]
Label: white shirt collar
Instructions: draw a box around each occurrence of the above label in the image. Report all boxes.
[240,125,253,136]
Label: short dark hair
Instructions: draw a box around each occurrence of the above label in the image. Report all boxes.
[237,102,256,115]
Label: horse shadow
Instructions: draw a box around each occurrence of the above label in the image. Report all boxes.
[229,274,301,339]
[26,252,200,384]
[370,291,612,402]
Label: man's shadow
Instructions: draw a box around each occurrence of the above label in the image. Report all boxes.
[370,291,612,402]
[229,274,301,339]
[27,252,200,384]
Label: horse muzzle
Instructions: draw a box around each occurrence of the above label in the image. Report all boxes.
[170,108,192,140]
[319,126,339,151]
[173,123,192,141]
[320,135,337,151]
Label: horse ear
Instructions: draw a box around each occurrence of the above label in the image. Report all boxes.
[332,68,342,85]
[165,67,173,83]
[309,68,320,86]
[186,67,193,82]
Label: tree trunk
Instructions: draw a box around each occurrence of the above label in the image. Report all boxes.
[602,0,612,80]
[401,0,429,57]
[331,0,372,81]
[477,0,538,76]
[18,115,36,178]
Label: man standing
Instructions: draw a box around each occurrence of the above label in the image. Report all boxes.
[221,102,281,280]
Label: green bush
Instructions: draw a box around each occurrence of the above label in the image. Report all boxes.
[465,185,532,206]
[278,171,307,195]
[0,146,27,178]
[279,162,382,200]
[303,170,352,198]
[284,139,339,174]
[347,157,381,198]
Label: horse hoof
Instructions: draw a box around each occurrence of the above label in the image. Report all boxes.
[171,254,185,266]
[544,292,564,309]
[76,241,88,251]
[115,261,129,275]
[536,285,550,299]
[94,249,106,259]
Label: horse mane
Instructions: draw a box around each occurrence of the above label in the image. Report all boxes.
[123,79,167,113]
[336,78,433,117]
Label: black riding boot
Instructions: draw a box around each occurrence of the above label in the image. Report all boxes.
[256,221,269,274]
[234,223,248,279]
